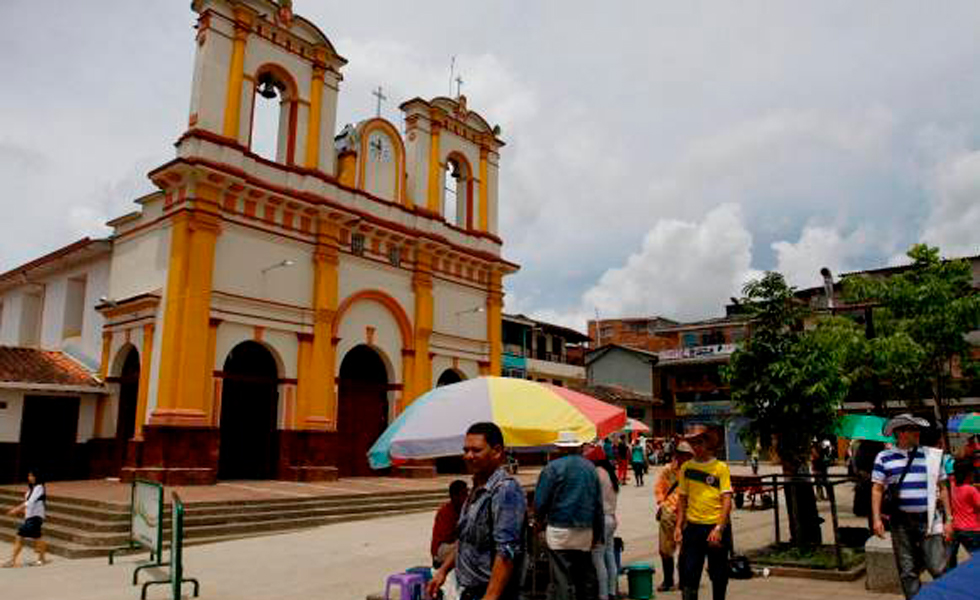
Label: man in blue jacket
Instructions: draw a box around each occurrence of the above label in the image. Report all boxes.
[535,431,605,600]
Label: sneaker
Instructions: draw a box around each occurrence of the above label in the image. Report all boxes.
[657,582,674,592]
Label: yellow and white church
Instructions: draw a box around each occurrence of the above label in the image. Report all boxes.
[0,0,516,484]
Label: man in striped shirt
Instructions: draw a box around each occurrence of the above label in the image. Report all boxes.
[871,414,953,599]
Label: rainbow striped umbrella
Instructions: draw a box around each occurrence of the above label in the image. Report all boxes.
[368,377,627,469]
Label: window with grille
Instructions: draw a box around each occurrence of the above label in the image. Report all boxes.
[351,233,365,256]
[388,246,401,267]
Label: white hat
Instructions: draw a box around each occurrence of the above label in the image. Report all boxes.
[883,413,929,437]
[554,431,584,447]
[675,441,694,455]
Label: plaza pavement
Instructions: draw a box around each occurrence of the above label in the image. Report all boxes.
[0,464,906,600]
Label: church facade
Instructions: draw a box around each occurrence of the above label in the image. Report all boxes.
[0,0,516,484]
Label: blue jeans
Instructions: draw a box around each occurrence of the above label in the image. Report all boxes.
[591,516,618,600]
[948,529,980,569]
[890,514,947,599]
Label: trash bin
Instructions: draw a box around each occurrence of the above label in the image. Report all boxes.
[623,562,655,600]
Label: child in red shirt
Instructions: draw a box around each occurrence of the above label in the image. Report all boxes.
[949,460,980,569]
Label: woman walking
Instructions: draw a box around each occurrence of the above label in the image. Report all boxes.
[948,459,980,568]
[587,445,620,600]
[3,470,49,567]
[631,439,647,486]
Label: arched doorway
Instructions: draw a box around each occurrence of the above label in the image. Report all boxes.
[219,341,280,480]
[436,368,464,387]
[338,345,389,477]
[117,348,140,444]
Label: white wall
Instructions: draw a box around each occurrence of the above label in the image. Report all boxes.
[212,224,313,308]
[335,300,403,386]
[432,280,487,340]
[109,226,169,301]
[0,293,23,345]
[0,390,23,443]
[338,259,414,320]
[0,256,108,368]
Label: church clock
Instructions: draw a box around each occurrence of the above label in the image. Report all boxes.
[368,132,392,163]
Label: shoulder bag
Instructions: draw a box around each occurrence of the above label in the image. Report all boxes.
[881,447,917,523]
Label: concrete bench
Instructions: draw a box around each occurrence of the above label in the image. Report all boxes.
[865,533,901,594]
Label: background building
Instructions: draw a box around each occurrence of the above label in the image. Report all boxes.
[584,344,659,433]
[501,313,588,387]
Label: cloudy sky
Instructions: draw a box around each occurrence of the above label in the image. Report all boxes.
[2,1,979,331]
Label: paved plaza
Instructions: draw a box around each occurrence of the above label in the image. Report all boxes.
[0,464,907,600]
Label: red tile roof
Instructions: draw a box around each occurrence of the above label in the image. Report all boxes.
[0,346,102,389]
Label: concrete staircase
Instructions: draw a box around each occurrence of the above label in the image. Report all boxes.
[0,486,448,558]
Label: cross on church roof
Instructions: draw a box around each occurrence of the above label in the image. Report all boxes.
[372,85,387,118]
[455,75,464,98]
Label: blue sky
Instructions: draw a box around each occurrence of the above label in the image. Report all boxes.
[1,1,979,331]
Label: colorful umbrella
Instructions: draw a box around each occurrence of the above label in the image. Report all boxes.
[948,413,980,434]
[837,414,894,443]
[623,418,650,433]
[368,377,627,469]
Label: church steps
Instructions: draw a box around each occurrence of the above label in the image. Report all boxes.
[0,487,450,558]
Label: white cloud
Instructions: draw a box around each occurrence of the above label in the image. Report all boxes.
[581,204,755,322]
[772,225,878,288]
[921,150,980,258]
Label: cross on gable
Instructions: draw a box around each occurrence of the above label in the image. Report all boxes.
[372,86,387,117]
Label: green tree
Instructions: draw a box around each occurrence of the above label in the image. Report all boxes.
[844,244,980,446]
[723,272,853,547]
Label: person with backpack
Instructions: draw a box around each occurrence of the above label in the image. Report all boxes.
[654,440,693,592]
[3,470,48,568]
[871,414,953,599]
[427,422,527,600]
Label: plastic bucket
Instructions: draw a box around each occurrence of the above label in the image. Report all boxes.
[623,562,655,600]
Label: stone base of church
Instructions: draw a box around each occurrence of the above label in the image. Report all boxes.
[120,425,219,485]
[276,430,340,481]
[392,464,438,478]
[85,438,125,479]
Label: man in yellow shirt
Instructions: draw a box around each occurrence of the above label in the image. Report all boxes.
[673,425,733,600]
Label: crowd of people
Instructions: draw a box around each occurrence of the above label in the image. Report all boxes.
[427,422,734,600]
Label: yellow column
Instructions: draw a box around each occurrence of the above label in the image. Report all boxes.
[426,122,442,213]
[399,348,416,414]
[133,323,155,440]
[294,332,313,427]
[479,147,489,232]
[98,330,113,380]
[222,9,252,139]
[152,185,221,426]
[203,318,220,423]
[301,219,339,430]
[154,212,191,414]
[304,57,325,169]
[412,249,434,398]
[487,271,503,376]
